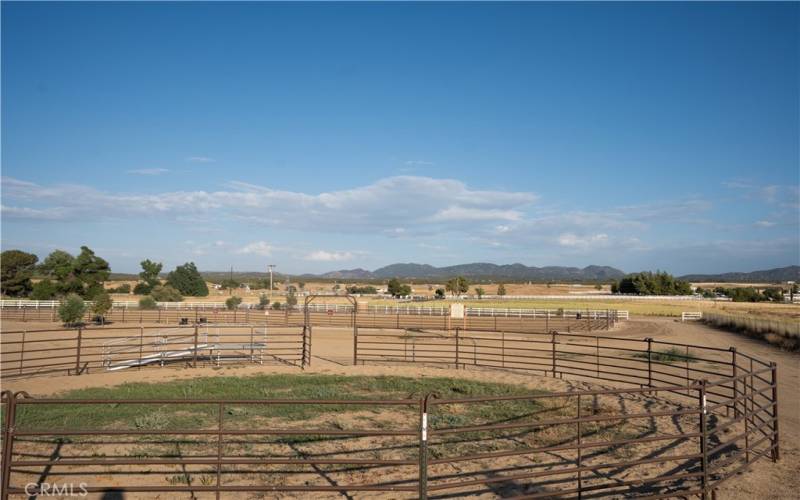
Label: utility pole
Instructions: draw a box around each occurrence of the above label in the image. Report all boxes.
[268,264,276,299]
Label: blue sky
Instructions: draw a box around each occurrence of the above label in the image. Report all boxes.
[2,2,798,275]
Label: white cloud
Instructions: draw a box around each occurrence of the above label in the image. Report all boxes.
[755,220,776,228]
[0,176,538,233]
[186,156,216,163]
[557,233,610,249]
[235,241,272,256]
[432,206,523,222]
[404,160,435,166]
[127,168,170,176]
[305,250,355,262]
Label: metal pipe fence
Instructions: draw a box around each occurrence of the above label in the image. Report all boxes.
[0,325,307,378]
[0,353,777,499]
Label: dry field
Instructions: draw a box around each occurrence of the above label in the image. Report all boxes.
[1,317,797,499]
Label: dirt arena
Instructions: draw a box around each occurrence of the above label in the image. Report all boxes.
[1,318,797,499]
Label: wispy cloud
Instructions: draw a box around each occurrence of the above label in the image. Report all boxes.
[126,168,170,176]
[186,156,216,163]
[235,241,272,256]
[305,250,355,262]
[0,176,537,234]
[404,160,435,166]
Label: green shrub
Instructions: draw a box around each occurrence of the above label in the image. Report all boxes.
[139,296,158,310]
[58,293,87,325]
[225,296,243,310]
[150,285,183,302]
[133,282,152,295]
[111,283,132,294]
[271,301,282,310]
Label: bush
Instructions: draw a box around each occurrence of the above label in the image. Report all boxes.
[139,296,158,310]
[31,279,58,300]
[271,301,282,310]
[110,283,132,294]
[92,291,113,324]
[133,282,152,295]
[150,285,183,302]
[58,293,87,325]
[257,293,269,310]
[497,283,506,296]
[346,285,378,294]
[225,296,243,310]
[435,288,445,299]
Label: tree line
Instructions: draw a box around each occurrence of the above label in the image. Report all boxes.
[610,271,693,295]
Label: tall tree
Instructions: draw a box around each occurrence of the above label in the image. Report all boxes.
[73,246,111,298]
[445,276,469,296]
[167,262,209,296]
[138,259,163,291]
[497,283,507,296]
[40,247,110,298]
[0,250,38,297]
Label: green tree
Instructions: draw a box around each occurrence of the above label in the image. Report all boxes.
[435,288,445,299]
[31,279,59,300]
[58,293,87,325]
[40,247,111,298]
[475,287,485,299]
[445,276,469,296]
[139,296,158,309]
[167,262,209,296]
[497,283,507,296]
[387,278,411,297]
[139,259,164,293]
[72,246,111,298]
[133,282,152,295]
[613,272,692,296]
[150,285,183,302]
[1,250,38,296]
[225,296,243,310]
[271,301,282,310]
[92,291,113,324]
[257,293,270,310]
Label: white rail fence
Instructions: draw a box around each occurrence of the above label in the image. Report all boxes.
[681,311,703,322]
[1,300,628,321]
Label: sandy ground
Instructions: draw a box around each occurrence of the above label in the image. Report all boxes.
[2,318,797,498]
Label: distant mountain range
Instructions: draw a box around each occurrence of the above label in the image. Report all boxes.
[678,265,799,283]
[312,263,626,282]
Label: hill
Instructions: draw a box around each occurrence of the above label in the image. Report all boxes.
[319,262,626,282]
[680,265,800,283]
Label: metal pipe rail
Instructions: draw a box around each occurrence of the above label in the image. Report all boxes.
[1,358,777,500]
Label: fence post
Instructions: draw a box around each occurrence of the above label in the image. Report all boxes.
[551,331,557,377]
[730,347,739,417]
[645,338,653,388]
[577,394,583,499]
[138,326,144,370]
[74,327,83,375]
[193,325,199,368]
[698,380,709,500]
[353,324,358,366]
[770,362,780,461]
[455,327,460,368]
[1,391,19,500]
[418,396,430,500]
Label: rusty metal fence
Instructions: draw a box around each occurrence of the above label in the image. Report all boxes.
[0,325,308,378]
[0,356,778,499]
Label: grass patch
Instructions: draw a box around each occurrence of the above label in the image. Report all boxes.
[632,347,696,364]
[13,374,546,432]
